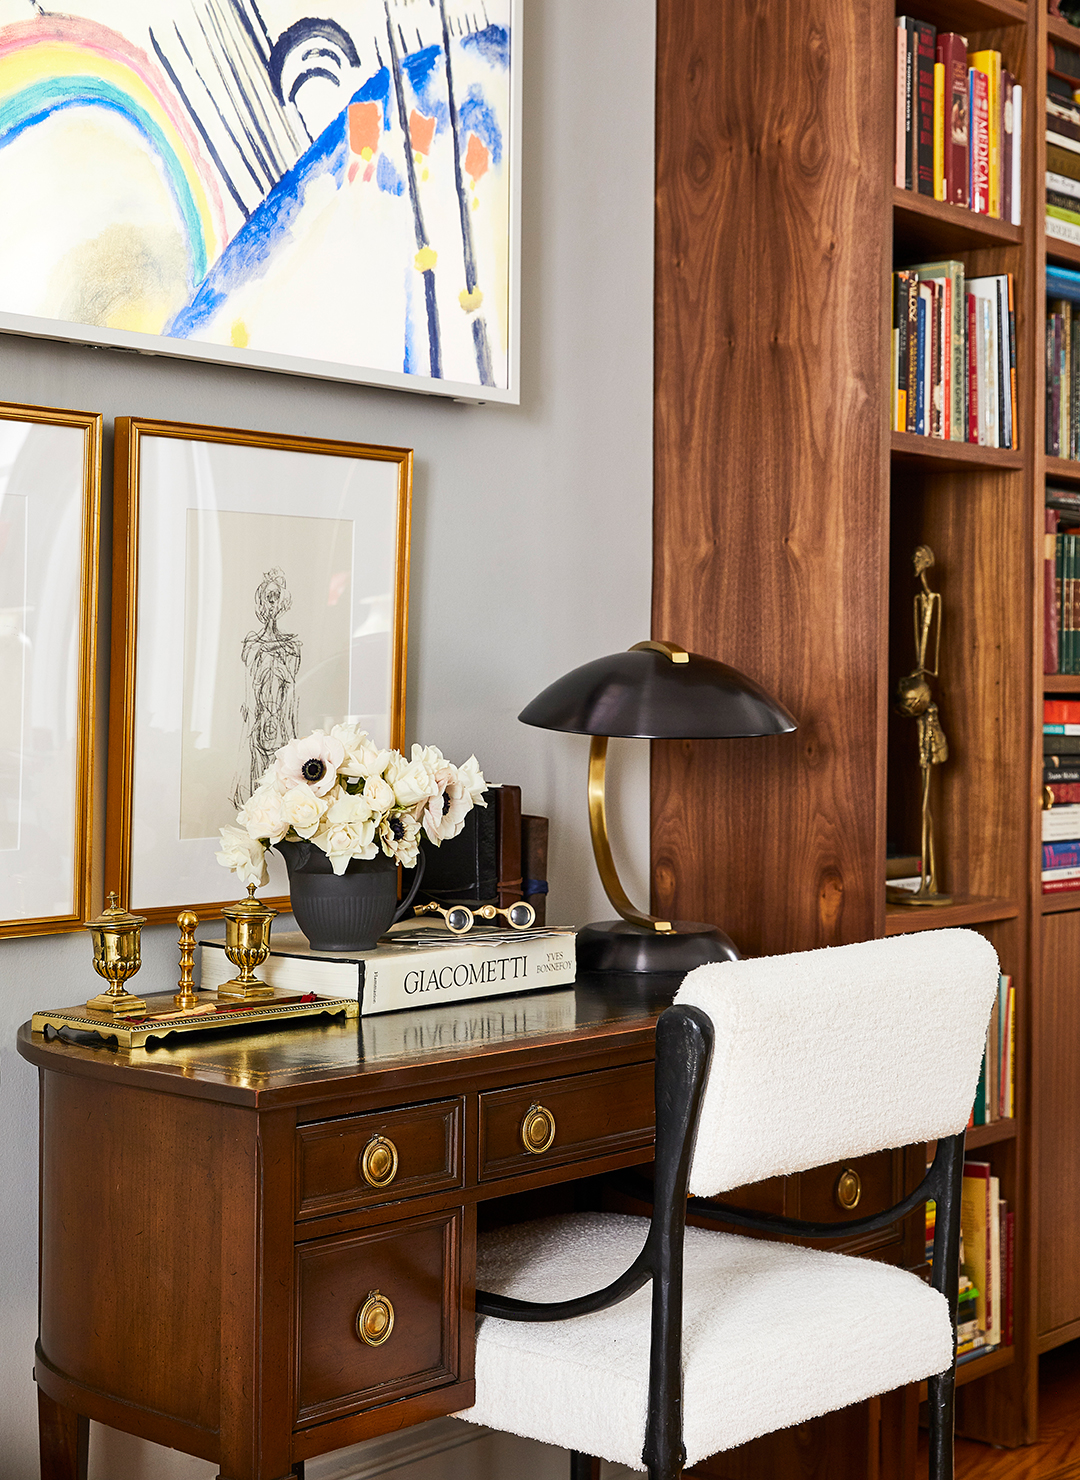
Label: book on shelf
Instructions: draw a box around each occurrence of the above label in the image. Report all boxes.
[1047,506,1060,674]
[417,782,527,909]
[1045,517,1080,674]
[521,813,549,926]
[1046,780,1080,802]
[891,266,1015,445]
[199,922,577,1016]
[1042,802,1080,841]
[961,1162,996,1353]
[893,25,1019,221]
[970,975,1014,1126]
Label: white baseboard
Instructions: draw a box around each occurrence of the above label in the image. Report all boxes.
[304,1417,640,1480]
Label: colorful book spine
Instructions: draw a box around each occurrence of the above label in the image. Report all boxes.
[933,61,946,200]
[970,66,990,212]
[915,22,937,195]
[1047,507,1061,674]
[939,33,969,206]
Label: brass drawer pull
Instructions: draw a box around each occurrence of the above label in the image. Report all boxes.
[356,1290,394,1346]
[835,1167,862,1211]
[360,1135,399,1188]
[521,1103,556,1154]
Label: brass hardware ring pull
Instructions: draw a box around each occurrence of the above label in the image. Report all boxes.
[356,1290,394,1346]
[835,1167,862,1211]
[360,1135,399,1188]
[520,1102,556,1155]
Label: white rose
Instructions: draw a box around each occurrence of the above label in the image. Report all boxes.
[384,752,438,810]
[361,773,395,813]
[215,825,269,888]
[237,783,289,844]
[314,818,378,873]
[456,755,487,808]
[280,784,329,838]
[331,723,392,780]
[326,791,374,826]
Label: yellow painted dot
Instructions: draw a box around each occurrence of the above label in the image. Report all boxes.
[360,146,374,161]
[459,288,484,313]
[414,246,438,272]
[422,168,429,182]
[230,319,249,348]
[471,197,479,210]
[414,150,422,164]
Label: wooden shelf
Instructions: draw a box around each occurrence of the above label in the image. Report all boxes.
[1044,673,1080,691]
[1049,13,1080,47]
[884,896,1019,934]
[917,1345,1015,1404]
[1046,235,1080,270]
[894,188,1022,259]
[1042,889,1080,913]
[967,1118,1017,1149]
[890,432,1023,470]
[1046,456,1080,485]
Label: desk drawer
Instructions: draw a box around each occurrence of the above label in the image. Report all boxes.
[295,1210,462,1426]
[297,1099,462,1218]
[479,1062,654,1181]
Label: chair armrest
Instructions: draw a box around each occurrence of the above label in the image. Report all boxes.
[476,1256,651,1322]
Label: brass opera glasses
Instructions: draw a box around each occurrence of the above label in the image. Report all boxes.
[888,545,953,907]
[85,893,148,1016]
[217,883,277,999]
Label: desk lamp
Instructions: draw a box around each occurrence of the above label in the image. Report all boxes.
[519,640,797,973]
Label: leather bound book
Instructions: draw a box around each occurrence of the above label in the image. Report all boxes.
[937,33,969,207]
[521,814,549,927]
[418,784,522,906]
[495,784,523,907]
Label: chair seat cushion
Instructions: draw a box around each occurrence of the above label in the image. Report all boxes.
[456,1212,953,1471]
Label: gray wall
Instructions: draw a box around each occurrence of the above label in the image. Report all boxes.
[0,4,656,1476]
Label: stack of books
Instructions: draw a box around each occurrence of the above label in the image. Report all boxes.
[1048,43,1080,246]
[1046,270,1080,460]
[970,974,1015,1126]
[891,262,1017,445]
[894,20,1021,221]
[1043,699,1080,894]
[1045,486,1080,671]
[925,1163,1014,1363]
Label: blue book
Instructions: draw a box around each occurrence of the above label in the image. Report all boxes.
[916,294,927,436]
[1047,265,1080,305]
[1043,840,1080,869]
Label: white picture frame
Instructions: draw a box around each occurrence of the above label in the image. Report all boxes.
[107,417,412,922]
[0,401,101,937]
[0,0,521,404]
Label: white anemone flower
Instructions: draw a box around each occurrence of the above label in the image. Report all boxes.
[274,730,345,796]
[379,809,422,866]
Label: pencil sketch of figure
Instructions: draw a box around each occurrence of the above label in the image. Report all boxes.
[231,568,302,808]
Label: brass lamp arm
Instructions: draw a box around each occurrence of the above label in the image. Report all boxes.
[587,736,673,934]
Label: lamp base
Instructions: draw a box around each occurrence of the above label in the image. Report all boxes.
[576,919,740,974]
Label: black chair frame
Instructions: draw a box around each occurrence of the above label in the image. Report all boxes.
[474,1003,966,1480]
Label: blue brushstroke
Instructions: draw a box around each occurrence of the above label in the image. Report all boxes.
[0,79,207,283]
[353,67,392,130]
[376,150,404,195]
[167,114,347,337]
[460,24,509,70]
[459,85,501,164]
[400,44,449,136]
[401,44,440,94]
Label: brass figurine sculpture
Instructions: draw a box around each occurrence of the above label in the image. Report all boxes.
[174,911,200,1010]
[888,545,953,907]
[85,893,148,1015]
[218,884,277,999]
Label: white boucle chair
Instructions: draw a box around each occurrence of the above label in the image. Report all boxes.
[455,929,1000,1480]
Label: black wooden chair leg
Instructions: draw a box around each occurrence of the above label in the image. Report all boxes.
[569,1452,599,1480]
[926,1368,955,1480]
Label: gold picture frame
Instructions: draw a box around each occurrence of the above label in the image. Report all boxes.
[0,401,101,938]
[106,418,412,924]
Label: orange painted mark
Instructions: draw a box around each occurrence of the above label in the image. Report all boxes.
[464,132,489,182]
[409,109,436,155]
[349,101,380,157]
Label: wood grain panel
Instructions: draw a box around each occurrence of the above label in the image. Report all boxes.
[653,0,893,957]
[1034,911,1080,1344]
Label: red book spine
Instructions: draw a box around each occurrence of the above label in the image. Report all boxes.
[970,67,990,213]
[1042,877,1080,893]
[1048,782,1080,803]
[1044,698,1080,722]
[938,33,970,206]
[1002,1209,1015,1348]
[967,293,979,442]
[1048,508,1062,675]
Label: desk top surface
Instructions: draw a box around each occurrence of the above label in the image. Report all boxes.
[17,973,681,1109]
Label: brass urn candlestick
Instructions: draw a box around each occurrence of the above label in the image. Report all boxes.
[217,884,277,1000]
[85,893,148,1016]
[887,546,953,907]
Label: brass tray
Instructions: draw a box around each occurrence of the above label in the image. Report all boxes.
[31,989,358,1050]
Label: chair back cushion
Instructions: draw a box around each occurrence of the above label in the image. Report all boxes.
[674,929,999,1197]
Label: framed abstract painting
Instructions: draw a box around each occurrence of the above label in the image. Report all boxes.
[107,417,411,922]
[0,1,520,402]
[0,401,101,938]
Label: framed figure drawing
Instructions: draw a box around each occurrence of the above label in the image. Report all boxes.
[0,401,101,937]
[108,418,411,922]
[0,1,520,403]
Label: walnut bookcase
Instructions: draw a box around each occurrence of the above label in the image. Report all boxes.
[653,2,1049,1477]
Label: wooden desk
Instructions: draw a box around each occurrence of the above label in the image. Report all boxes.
[18,974,678,1480]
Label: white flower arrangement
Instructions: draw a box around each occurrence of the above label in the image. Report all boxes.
[216,723,487,888]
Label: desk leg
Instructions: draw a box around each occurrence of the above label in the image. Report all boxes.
[569,1454,600,1480]
[38,1388,88,1480]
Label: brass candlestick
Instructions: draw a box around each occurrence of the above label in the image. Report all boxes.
[217,884,277,1000]
[85,892,148,1016]
[888,546,953,907]
[174,911,200,1010]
